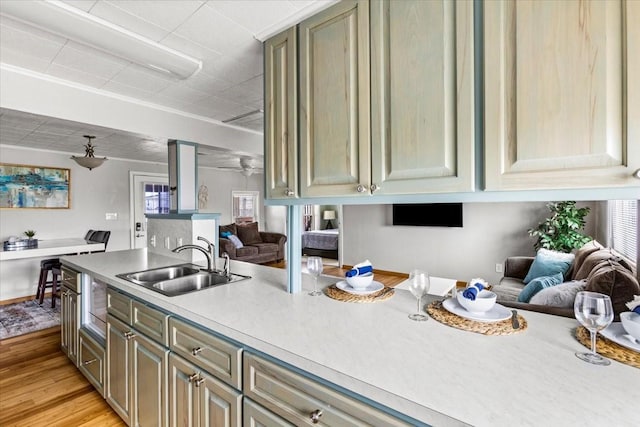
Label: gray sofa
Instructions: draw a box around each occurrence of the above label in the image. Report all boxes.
[495,241,639,319]
[219,222,286,265]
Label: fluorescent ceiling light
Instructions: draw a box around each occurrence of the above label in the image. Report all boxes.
[0,0,202,80]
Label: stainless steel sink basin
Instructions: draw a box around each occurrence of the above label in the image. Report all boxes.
[117,265,251,296]
[118,264,200,284]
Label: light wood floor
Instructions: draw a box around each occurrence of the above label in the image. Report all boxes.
[0,326,125,427]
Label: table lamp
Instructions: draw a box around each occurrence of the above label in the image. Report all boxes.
[323,210,336,229]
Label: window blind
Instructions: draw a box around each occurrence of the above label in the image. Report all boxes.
[609,200,638,262]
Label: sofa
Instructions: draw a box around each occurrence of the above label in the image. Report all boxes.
[494,240,639,319]
[218,222,287,264]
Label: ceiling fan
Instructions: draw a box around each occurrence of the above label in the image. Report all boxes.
[216,156,263,176]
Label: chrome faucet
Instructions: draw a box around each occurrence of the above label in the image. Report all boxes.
[172,243,214,273]
[197,236,216,264]
[221,252,231,279]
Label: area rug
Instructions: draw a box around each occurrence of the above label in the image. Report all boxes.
[0,300,60,340]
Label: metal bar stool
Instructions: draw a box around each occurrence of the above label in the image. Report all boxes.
[36,258,61,307]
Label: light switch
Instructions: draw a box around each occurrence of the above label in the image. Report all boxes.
[105,212,118,220]
[177,238,183,247]
[165,237,171,249]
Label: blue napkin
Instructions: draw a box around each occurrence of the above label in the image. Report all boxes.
[346,260,373,277]
[462,282,484,301]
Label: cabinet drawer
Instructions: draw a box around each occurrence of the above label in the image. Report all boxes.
[132,300,168,346]
[243,398,294,427]
[61,266,80,293]
[78,329,105,397]
[169,317,242,389]
[107,288,131,324]
[244,353,413,427]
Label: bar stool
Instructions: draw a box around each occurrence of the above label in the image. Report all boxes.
[36,258,61,307]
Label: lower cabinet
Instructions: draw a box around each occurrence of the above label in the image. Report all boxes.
[106,313,168,426]
[78,328,106,397]
[168,353,242,427]
[60,285,80,365]
[243,398,293,427]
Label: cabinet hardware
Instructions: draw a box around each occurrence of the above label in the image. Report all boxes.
[124,331,136,340]
[370,183,380,192]
[188,372,199,383]
[195,377,205,387]
[356,184,366,193]
[191,346,202,356]
[309,409,323,424]
[285,189,294,196]
[82,358,97,365]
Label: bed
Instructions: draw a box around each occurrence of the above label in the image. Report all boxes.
[302,229,339,259]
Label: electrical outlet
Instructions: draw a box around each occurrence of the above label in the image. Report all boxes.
[105,212,118,220]
[165,237,171,249]
[495,263,503,273]
[150,235,156,247]
[177,237,183,247]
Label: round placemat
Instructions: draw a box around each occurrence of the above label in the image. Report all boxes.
[324,284,394,303]
[426,301,527,335]
[575,326,640,369]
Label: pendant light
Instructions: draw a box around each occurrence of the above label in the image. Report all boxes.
[71,135,107,170]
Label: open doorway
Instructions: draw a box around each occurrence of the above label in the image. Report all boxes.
[301,204,341,267]
[129,171,168,249]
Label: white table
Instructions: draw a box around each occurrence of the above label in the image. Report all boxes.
[0,238,105,300]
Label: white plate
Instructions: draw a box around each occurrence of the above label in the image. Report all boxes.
[599,323,640,353]
[442,298,511,323]
[336,280,384,295]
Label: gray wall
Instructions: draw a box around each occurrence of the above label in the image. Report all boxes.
[342,202,597,285]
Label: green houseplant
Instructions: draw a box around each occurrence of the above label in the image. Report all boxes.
[24,230,36,240]
[528,201,591,253]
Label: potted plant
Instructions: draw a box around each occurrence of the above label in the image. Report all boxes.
[528,201,591,253]
[24,230,36,240]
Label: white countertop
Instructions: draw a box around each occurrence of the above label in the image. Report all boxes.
[1,238,105,261]
[62,249,639,427]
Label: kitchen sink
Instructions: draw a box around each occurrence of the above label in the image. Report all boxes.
[117,265,251,296]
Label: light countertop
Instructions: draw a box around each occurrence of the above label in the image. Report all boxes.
[1,238,104,261]
[62,249,639,427]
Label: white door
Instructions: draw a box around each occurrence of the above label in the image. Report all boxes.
[129,172,168,249]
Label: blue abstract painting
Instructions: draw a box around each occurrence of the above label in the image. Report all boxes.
[0,164,70,209]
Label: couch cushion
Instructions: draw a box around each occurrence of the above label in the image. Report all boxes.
[585,260,640,320]
[529,279,587,307]
[227,234,244,248]
[236,246,259,257]
[518,272,564,303]
[573,248,635,281]
[220,223,237,236]
[523,249,574,284]
[237,222,262,245]
[568,240,604,280]
[252,242,278,254]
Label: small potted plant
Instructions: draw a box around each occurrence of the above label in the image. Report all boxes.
[528,201,591,253]
[24,230,36,240]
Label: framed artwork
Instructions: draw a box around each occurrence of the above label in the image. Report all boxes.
[0,163,70,209]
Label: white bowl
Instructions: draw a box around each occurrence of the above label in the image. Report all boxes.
[620,312,640,341]
[346,273,374,290]
[456,290,497,314]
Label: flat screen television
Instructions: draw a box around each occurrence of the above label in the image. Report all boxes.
[392,203,463,227]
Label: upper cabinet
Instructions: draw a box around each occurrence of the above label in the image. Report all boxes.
[299,0,371,198]
[264,27,298,199]
[370,0,475,195]
[484,0,640,190]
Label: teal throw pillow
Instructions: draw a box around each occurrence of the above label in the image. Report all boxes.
[517,272,564,303]
[523,248,574,284]
[220,231,231,238]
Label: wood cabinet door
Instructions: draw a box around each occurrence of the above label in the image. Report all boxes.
[299,0,371,197]
[168,353,198,427]
[265,27,298,200]
[199,371,242,427]
[106,314,131,425]
[485,0,640,190]
[243,399,294,427]
[370,0,475,195]
[131,332,168,427]
[60,287,78,364]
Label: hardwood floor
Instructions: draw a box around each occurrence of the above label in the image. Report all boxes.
[0,327,124,427]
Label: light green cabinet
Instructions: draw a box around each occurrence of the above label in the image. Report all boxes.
[60,266,81,366]
[299,0,371,198]
[243,398,293,427]
[370,0,475,194]
[264,27,298,200]
[484,0,640,190]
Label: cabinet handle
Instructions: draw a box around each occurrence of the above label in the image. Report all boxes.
[285,189,294,196]
[188,372,199,383]
[356,184,366,193]
[82,359,97,365]
[124,331,136,340]
[309,409,323,424]
[195,377,205,387]
[370,183,380,192]
[191,347,202,356]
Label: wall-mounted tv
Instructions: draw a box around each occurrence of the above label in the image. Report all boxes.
[392,203,463,227]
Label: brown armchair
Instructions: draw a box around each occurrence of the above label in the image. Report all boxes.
[219,222,287,264]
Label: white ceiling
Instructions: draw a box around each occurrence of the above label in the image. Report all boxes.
[0,0,334,170]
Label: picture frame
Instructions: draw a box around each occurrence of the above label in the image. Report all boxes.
[0,163,71,209]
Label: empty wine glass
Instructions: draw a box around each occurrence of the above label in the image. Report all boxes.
[408,269,430,321]
[307,256,323,296]
[574,291,614,365]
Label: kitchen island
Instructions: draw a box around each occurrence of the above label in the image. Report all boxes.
[62,249,638,427]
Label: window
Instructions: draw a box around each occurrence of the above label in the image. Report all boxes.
[609,200,638,261]
[232,191,259,224]
[144,183,170,214]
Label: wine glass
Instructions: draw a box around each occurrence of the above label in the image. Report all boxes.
[307,256,323,296]
[574,291,614,365]
[408,269,430,321]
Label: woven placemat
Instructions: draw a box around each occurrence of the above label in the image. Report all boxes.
[324,284,394,303]
[426,301,527,335]
[575,326,640,369]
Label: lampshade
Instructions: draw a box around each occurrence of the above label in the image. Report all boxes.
[71,135,107,170]
[323,210,336,220]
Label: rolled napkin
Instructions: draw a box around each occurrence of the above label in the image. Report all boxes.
[626,295,640,315]
[345,260,373,278]
[462,278,488,301]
